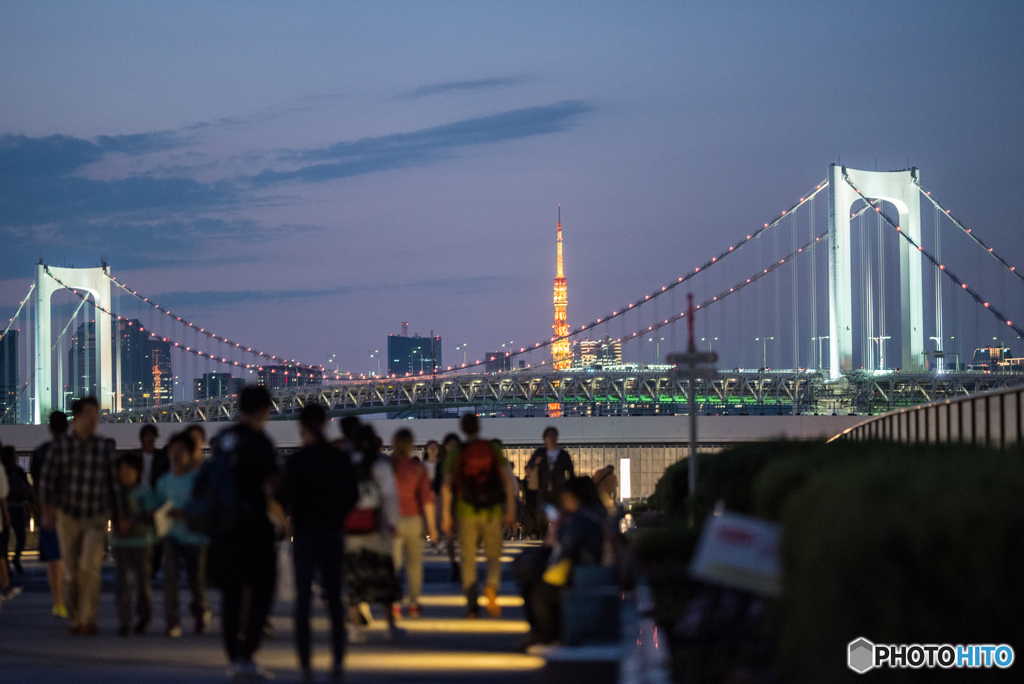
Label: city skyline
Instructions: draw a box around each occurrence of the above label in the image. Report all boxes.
[2,2,1024,374]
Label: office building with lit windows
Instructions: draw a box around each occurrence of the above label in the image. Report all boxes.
[387,334,441,375]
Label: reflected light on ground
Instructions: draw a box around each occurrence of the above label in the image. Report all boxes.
[299,651,545,672]
[271,616,529,634]
[419,594,525,608]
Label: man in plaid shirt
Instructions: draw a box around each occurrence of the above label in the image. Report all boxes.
[39,396,123,635]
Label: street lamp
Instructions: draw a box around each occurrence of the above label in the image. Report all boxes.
[812,335,829,371]
[869,336,891,370]
[63,391,74,411]
[500,341,514,370]
[929,336,944,374]
[457,343,468,366]
[701,337,717,353]
[369,350,380,377]
[755,336,774,369]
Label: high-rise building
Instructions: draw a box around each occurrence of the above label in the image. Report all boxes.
[194,372,245,400]
[257,365,323,390]
[68,320,98,400]
[117,319,152,410]
[552,206,570,370]
[115,320,172,408]
[151,339,173,405]
[387,334,442,375]
[571,335,623,368]
[0,329,18,424]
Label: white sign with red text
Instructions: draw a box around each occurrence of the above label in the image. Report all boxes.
[688,510,781,597]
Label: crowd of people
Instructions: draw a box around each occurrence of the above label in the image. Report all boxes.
[0,388,630,680]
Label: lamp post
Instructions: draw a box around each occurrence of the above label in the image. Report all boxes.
[929,336,944,374]
[646,337,663,365]
[369,350,380,377]
[500,341,514,370]
[63,391,74,412]
[457,343,468,367]
[811,336,830,371]
[701,337,717,353]
[869,336,891,370]
[755,336,774,369]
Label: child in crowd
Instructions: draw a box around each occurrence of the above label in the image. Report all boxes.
[155,432,210,637]
[111,453,156,636]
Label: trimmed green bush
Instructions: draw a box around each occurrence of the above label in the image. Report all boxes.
[777,449,1024,683]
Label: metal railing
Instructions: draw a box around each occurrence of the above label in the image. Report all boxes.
[830,385,1024,448]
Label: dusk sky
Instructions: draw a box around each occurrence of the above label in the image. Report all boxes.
[3,1,1023,374]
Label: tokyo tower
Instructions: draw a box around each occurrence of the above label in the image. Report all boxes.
[552,205,570,370]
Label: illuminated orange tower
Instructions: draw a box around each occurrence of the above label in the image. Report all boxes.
[552,205,570,370]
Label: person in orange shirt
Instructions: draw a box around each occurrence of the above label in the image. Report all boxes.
[391,429,438,618]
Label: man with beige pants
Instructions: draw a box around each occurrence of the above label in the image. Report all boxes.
[391,429,437,618]
[40,397,123,635]
[441,415,516,619]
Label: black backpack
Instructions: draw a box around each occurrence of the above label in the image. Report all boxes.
[456,440,505,510]
[184,430,241,538]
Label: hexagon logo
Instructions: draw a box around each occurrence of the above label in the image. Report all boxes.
[848,638,875,674]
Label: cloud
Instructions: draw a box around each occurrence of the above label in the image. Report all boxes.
[94,131,182,155]
[0,134,232,229]
[0,217,293,273]
[151,275,511,309]
[249,100,592,186]
[398,76,529,100]
[0,132,184,183]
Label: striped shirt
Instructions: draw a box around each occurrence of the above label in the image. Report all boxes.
[40,434,123,520]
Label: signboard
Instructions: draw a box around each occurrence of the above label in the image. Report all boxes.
[688,510,781,597]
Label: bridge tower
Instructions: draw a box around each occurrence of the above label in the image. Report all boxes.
[552,205,570,370]
[828,165,924,379]
[33,264,114,423]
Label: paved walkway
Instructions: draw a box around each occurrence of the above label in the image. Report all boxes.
[0,542,545,683]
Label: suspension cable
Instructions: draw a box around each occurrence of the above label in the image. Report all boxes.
[0,284,35,345]
[105,274,326,374]
[42,268,321,378]
[917,183,1024,283]
[437,180,831,373]
[845,172,1024,339]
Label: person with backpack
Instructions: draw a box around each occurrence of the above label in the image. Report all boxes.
[195,385,283,681]
[344,423,402,643]
[279,404,358,682]
[1,446,30,576]
[441,414,517,619]
[29,411,69,618]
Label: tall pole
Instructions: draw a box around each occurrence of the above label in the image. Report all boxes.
[687,293,697,496]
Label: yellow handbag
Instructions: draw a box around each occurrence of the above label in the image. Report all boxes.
[542,558,573,587]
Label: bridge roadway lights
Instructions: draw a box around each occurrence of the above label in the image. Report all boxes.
[828,165,924,380]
